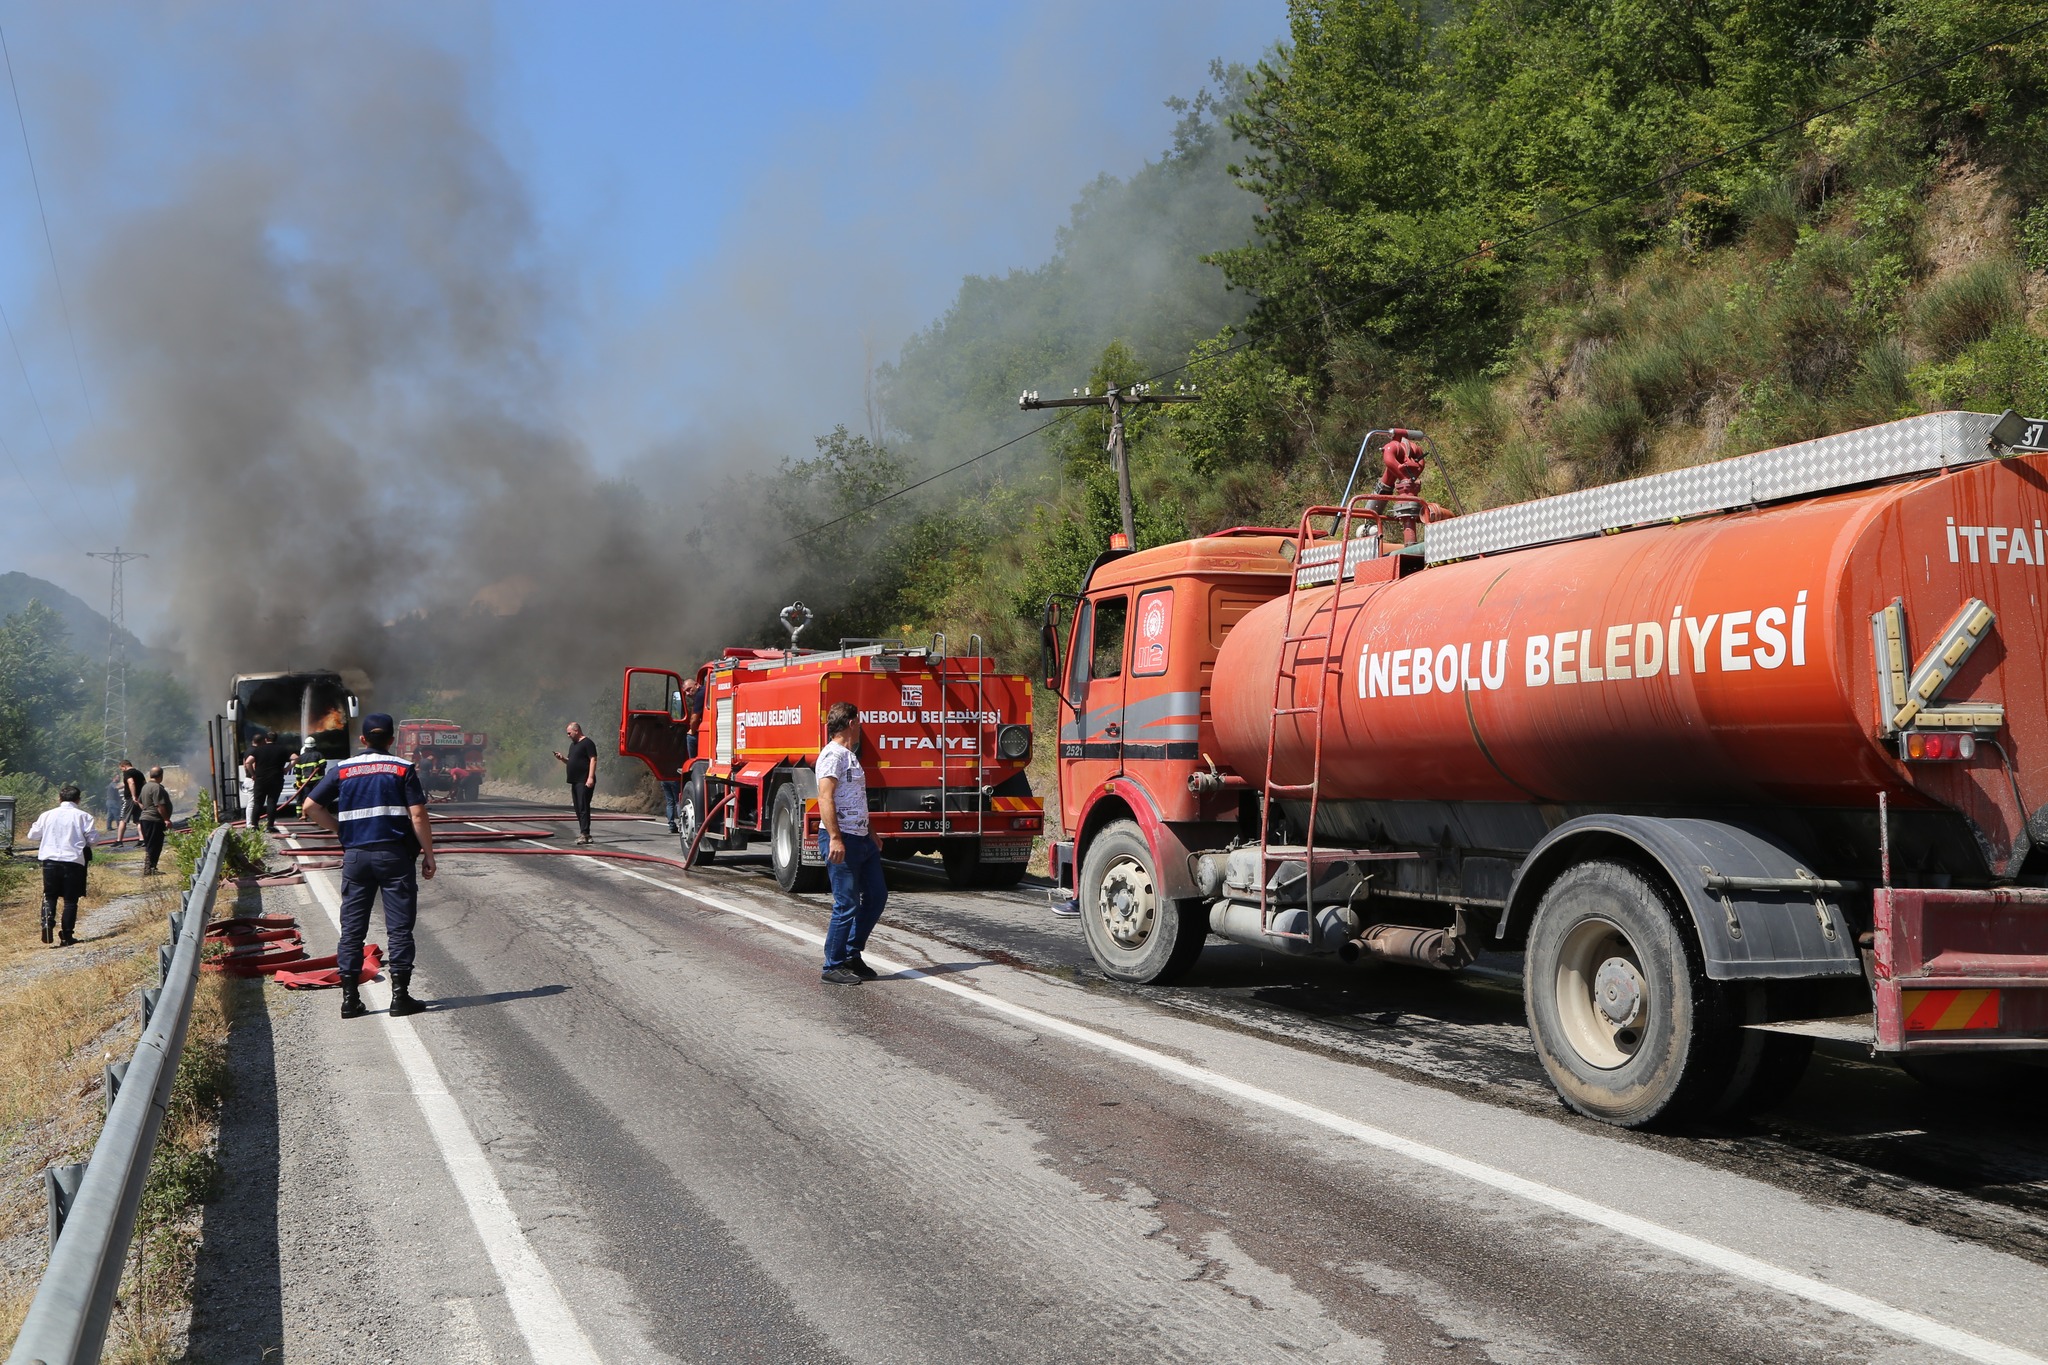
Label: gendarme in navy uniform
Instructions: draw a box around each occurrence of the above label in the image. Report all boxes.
[302,712,438,1019]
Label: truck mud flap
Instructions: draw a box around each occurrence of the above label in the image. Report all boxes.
[1502,815,1863,980]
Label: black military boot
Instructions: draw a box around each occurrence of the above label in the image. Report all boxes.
[339,972,367,1019]
[388,969,425,1018]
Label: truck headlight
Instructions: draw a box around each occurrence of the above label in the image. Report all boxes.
[997,724,1032,760]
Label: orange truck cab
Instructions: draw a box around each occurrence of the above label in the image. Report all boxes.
[620,633,1043,894]
[1041,528,1295,910]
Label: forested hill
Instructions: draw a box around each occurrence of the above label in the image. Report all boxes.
[730,0,2048,672]
[0,571,173,671]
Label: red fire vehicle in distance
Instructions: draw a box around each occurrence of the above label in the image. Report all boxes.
[1042,412,2048,1128]
[395,719,487,802]
[619,612,1042,893]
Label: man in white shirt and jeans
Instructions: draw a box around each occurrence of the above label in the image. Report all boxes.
[29,783,96,946]
[817,701,887,984]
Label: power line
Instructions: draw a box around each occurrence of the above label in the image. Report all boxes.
[1,25,95,426]
[0,420,64,539]
[0,293,89,532]
[780,414,1072,543]
[783,11,2048,543]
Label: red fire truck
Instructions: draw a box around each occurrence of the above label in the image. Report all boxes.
[619,621,1043,892]
[395,718,488,801]
[1043,412,2048,1127]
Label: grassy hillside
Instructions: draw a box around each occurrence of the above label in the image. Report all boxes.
[753,0,2048,679]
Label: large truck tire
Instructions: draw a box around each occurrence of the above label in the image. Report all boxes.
[1077,821,1206,985]
[678,768,717,866]
[1524,859,1736,1128]
[771,785,826,894]
[1709,986,1813,1118]
[940,841,1029,889]
[975,858,1029,888]
[941,841,979,889]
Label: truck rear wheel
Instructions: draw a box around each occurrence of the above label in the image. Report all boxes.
[941,841,980,889]
[1078,821,1205,985]
[940,842,1029,888]
[1710,984,1812,1117]
[771,786,825,894]
[1525,859,1734,1128]
[975,859,1028,888]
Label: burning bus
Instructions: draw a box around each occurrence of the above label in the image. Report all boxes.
[208,670,362,819]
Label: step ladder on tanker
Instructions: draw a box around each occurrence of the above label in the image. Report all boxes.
[1256,430,1432,946]
[927,632,989,846]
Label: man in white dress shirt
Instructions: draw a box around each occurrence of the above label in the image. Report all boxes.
[29,784,96,946]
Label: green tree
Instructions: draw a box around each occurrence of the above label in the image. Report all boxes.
[0,601,92,784]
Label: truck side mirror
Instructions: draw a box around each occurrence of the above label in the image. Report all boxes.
[346,694,360,719]
[225,698,239,720]
[1040,596,1069,703]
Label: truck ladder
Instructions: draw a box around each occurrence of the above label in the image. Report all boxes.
[1257,497,1392,943]
[968,634,987,841]
[928,634,990,841]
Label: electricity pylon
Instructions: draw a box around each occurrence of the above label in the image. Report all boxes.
[85,548,146,772]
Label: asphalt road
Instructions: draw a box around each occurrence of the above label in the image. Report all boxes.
[182,800,2048,1364]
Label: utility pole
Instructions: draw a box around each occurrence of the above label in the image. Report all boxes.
[1020,381,1199,548]
[85,548,146,773]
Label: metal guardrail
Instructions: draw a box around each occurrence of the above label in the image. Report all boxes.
[7,824,230,1365]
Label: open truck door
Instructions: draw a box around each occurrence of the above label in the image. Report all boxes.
[619,667,690,783]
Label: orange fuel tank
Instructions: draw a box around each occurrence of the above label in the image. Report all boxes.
[1209,448,2048,875]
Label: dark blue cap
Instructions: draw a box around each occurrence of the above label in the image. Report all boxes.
[361,712,396,737]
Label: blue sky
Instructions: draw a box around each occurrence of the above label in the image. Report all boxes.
[0,1,1284,639]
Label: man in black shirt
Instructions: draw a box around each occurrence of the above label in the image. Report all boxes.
[114,759,144,845]
[136,766,172,874]
[552,722,598,845]
[249,733,292,834]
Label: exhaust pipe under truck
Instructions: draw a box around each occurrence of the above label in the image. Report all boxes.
[1043,411,2048,1128]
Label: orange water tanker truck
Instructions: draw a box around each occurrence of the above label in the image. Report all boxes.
[1041,410,2048,1127]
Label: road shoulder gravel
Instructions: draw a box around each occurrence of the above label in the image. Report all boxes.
[184,878,525,1365]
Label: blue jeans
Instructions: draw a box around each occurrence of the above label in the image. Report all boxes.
[338,843,419,975]
[660,781,681,827]
[820,831,887,971]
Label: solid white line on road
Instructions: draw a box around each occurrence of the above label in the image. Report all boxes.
[601,862,2044,1365]
[296,855,602,1365]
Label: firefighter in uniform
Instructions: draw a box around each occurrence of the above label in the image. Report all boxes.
[288,737,327,815]
[301,713,438,1019]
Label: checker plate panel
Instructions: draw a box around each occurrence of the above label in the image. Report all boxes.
[1422,411,2003,565]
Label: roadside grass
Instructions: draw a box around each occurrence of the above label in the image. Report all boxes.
[0,841,151,978]
[0,845,243,1363]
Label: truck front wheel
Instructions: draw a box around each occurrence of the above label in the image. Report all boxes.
[678,770,717,866]
[771,786,826,894]
[1525,859,1733,1128]
[1078,821,1206,985]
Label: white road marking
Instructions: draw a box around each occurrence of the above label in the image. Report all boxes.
[600,861,2044,1365]
[295,849,601,1365]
